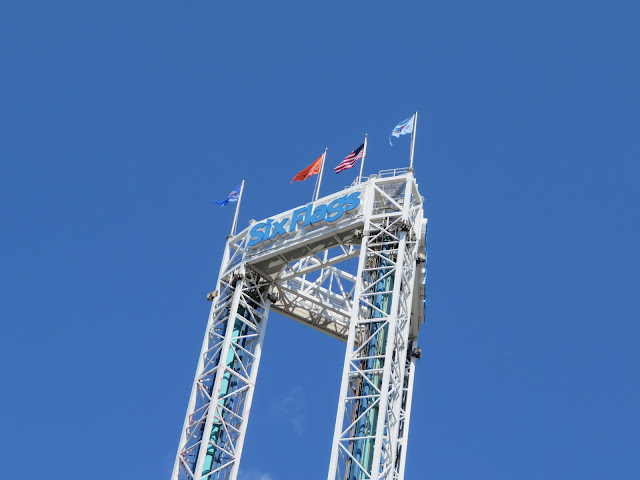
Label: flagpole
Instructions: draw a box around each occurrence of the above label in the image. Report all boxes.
[312,172,319,202]
[409,111,418,169]
[314,148,327,202]
[358,134,368,182]
[230,179,245,236]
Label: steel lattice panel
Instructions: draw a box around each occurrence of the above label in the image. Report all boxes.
[173,171,426,480]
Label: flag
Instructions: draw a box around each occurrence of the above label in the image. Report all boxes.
[214,184,241,206]
[291,154,323,182]
[389,114,415,145]
[334,143,364,174]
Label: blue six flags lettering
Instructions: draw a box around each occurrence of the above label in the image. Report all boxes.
[248,192,361,247]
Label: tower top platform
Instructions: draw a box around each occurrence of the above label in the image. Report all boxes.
[217,169,427,341]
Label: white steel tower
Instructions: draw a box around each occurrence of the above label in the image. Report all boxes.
[173,168,427,480]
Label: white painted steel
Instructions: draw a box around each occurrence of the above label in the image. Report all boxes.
[174,171,426,480]
[230,179,245,237]
[358,134,368,180]
[396,358,417,480]
[314,148,328,202]
[173,265,271,480]
[409,111,417,169]
[228,296,271,480]
[326,179,376,479]
[326,174,423,480]
[172,242,234,480]
[192,275,246,479]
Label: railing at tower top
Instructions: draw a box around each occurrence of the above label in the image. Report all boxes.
[350,167,414,187]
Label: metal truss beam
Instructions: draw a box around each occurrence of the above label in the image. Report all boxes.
[327,175,424,480]
[172,265,271,480]
[174,170,426,480]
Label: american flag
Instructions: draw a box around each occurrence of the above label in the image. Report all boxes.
[334,143,364,174]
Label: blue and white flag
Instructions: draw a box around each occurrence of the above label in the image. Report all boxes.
[389,114,415,146]
[214,184,241,206]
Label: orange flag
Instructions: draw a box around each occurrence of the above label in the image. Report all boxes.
[291,154,323,183]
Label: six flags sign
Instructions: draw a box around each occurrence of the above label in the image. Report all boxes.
[247,191,362,247]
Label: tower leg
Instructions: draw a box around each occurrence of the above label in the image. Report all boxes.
[173,267,271,480]
[327,176,422,480]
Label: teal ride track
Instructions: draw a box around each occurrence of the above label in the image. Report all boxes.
[201,294,260,479]
[348,238,395,480]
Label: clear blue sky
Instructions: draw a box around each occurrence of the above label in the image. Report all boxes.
[1,1,639,479]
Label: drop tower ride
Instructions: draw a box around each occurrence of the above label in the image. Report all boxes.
[172,167,427,480]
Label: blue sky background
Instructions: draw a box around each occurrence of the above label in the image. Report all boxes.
[1,1,639,479]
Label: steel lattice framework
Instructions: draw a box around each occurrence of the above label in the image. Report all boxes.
[173,169,427,480]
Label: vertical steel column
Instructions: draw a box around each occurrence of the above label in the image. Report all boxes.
[173,243,234,480]
[193,274,247,478]
[381,181,421,479]
[396,358,417,480]
[327,179,376,480]
[369,229,407,478]
[173,264,270,480]
[327,175,421,480]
